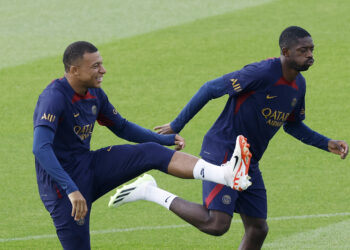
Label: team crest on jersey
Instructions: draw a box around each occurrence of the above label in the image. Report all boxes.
[91,105,97,115]
[113,109,118,115]
[291,98,297,107]
[222,195,232,205]
[230,79,242,92]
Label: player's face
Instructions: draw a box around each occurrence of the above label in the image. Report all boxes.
[286,37,314,72]
[75,52,106,88]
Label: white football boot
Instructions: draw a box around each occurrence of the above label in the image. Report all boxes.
[223,135,252,191]
[108,174,156,208]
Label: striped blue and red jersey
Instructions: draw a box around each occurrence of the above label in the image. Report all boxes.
[171,57,329,164]
[33,77,175,195]
[33,77,122,167]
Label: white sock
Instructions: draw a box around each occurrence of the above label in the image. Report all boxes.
[144,185,177,210]
[193,159,226,185]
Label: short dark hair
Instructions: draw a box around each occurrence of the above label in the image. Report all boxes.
[279,26,311,50]
[63,41,98,72]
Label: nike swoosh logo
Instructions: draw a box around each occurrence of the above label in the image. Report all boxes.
[233,156,239,168]
[266,95,277,99]
[200,168,205,178]
[165,195,172,203]
[73,113,80,117]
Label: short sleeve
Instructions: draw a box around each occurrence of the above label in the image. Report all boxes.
[222,63,264,97]
[33,90,65,131]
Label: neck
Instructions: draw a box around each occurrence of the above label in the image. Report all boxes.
[65,73,88,95]
[280,56,298,82]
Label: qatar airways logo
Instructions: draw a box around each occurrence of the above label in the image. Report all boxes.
[261,108,290,127]
[73,123,94,140]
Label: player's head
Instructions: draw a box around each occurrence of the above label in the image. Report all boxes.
[63,41,106,89]
[279,26,314,72]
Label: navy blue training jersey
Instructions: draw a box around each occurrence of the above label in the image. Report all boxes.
[33,77,125,176]
[200,57,306,164]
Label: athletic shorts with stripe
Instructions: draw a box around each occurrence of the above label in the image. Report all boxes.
[40,142,175,250]
[202,160,267,219]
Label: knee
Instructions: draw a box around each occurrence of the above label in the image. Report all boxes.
[247,221,269,239]
[199,216,231,236]
[207,223,231,236]
[262,222,269,236]
[257,221,269,237]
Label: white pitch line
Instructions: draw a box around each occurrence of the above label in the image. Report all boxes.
[0,224,190,243]
[1,212,350,243]
[266,212,350,221]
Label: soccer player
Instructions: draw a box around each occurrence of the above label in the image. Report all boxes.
[32,41,252,250]
[110,26,348,249]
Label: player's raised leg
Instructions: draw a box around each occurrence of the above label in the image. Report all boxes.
[109,135,252,207]
[167,135,252,189]
[108,174,177,209]
[109,175,233,236]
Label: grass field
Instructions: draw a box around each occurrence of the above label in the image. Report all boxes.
[1,0,350,249]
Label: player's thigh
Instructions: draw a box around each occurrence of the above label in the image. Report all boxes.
[202,180,239,217]
[202,163,266,219]
[92,143,175,200]
[235,164,267,219]
[43,195,92,250]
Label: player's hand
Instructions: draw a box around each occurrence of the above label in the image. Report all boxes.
[154,123,175,134]
[174,134,185,151]
[328,140,348,159]
[68,190,88,221]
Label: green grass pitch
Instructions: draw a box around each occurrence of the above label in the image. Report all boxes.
[0,0,349,249]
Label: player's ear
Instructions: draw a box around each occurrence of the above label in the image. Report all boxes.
[70,65,80,76]
[281,47,289,57]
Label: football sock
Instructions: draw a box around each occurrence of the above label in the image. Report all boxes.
[193,159,226,185]
[144,185,177,210]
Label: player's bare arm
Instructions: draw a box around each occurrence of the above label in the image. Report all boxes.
[328,140,349,159]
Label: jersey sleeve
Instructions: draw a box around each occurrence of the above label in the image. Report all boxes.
[170,76,229,133]
[33,126,79,194]
[170,63,266,133]
[283,121,330,151]
[222,63,265,97]
[33,90,65,131]
[283,79,329,151]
